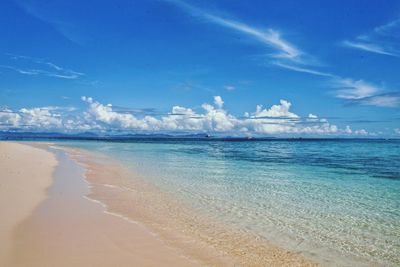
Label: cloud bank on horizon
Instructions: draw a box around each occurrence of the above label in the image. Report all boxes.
[0,95,373,136]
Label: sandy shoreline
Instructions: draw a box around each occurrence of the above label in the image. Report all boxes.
[0,142,202,267]
[0,142,57,265]
[0,141,318,266]
[64,145,318,266]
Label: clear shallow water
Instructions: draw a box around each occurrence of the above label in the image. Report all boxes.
[60,140,400,266]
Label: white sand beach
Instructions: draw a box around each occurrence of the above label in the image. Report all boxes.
[0,142,202,267]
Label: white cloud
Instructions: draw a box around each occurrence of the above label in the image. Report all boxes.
[342,18,400,57]
[342,40,398,57]
[84,96,333,135]
[395,128,400,135]
[0,104,97,131]
[166,0,335,78]
[374,18,400,35]
[224,85,236,91]
[250,100,298,119]
[0,96,380,136]
[210,17,301,60]
[330,79,400,107]
[344,125,352,134]
[0,106,63,130]
[80,96,377,135]
[308,114,318,119]
[82,96,151,129]
[272,61,335,77]
[357,93,400,108]
[0,108,21,127]
[168,0,301,61]
[354,129,368,135]
[19,107,63,128]
[166,1,399,107]
[214,96,224,109]
[333,78,380,100]
[171,106,196,116]
[1,54,84,80]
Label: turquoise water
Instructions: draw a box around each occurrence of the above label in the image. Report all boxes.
[61,140,400,266]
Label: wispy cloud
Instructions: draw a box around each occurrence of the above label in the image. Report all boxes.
[15,0,88,45]
[167,1,400,108]
[342,40,399,57]
[0,65,39,75]
[168,1,400,111]
[272,61,335,77]
[330,78,400,107]
[332,78,380,100]
[168,0,301,61]
[342,17,400,57]
[224,85,236,91]
[166,0,330,77]
[374,18,400,36]
[1,53,84,80]
[348,92,400,108]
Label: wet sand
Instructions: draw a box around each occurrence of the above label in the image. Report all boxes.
[1,142,201,267]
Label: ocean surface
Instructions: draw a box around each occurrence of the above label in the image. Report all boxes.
[59,139,400,266]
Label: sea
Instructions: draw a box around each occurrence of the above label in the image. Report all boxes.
[58,139,399,266]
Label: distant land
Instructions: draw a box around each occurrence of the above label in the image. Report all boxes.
[1,131,398,142]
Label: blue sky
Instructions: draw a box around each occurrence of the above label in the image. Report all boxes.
[1,0,400,136]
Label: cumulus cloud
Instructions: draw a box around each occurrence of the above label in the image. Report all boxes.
[308,114,318,119]
[0,105,95,131]
[0,108,21,127]
[81,96,344,135]
[19,107,63,128]
[0,106,62,130]
[0,95,387,136]
[213,96,224,109]
[354,129,368,135]
[249,100,298,119]
[344,125,352,134]
[1,96,372,136]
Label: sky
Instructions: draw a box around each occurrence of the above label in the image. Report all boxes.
[1,0,400,137]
